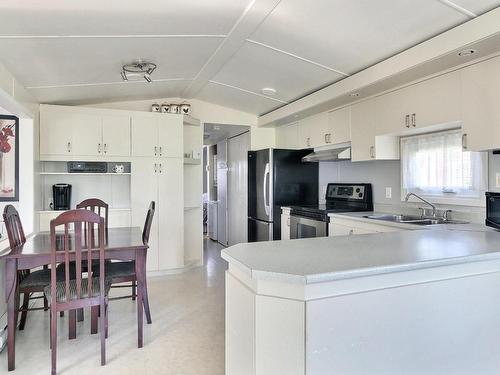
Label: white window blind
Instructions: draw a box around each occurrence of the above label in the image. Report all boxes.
[401,129,487,205]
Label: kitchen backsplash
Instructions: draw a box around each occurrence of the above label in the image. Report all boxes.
[318,152,500,223]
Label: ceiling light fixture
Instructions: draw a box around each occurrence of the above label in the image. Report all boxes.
[121,61,157,83]
[458,49,476,57]
[349,92,360,97]
[261,87,277,96]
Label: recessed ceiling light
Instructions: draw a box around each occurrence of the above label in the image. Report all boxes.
[349,92,360,98]
[458,49,476,57]
[261,87,277,96]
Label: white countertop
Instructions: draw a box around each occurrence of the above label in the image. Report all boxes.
[221,228,500,284]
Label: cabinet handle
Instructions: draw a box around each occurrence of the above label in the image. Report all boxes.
[349,229,354,235]
[159,163,163,173]
[324,134,328,144]
[67,142,71,153]
[329,133,332,143]
[370,145,375,159]
[405,114,410,128]
[287,217,290,227]
[462,133,468,150]
[159,146,162,156]
[154,163,157,173]
[98,143,102,153]
[154,146,157,156]
[411,113,416,127]
[306,137,311,147]
[103,143,107,154]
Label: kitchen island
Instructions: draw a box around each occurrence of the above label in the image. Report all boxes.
[222,229,500,374]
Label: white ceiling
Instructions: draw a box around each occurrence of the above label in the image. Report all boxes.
[0,0,499,113]
[204,123,250,145]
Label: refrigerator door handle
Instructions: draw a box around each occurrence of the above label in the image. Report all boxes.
[263,163,270,216]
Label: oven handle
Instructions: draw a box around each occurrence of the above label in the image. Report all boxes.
[263,163,270,216]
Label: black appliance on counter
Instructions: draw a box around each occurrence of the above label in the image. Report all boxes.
[68,161,107,173]
[52,184,72,210]
[486,191,500,229]
[289,183,373,239]
[248,148,318,242]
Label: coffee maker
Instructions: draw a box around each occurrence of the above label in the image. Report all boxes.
[52,184,71,210]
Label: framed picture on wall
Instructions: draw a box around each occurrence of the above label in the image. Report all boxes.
[0,115,19,201]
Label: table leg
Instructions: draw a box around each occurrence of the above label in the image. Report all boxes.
[135,250,145,348]
[5,259,17,371]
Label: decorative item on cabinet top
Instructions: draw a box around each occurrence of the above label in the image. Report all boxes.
[151,102,191,115]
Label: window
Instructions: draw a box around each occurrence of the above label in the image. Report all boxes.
[401,129,487,206]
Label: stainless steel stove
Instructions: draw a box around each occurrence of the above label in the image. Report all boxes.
[289,183,373,239]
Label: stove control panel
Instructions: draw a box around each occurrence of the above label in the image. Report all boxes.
[326,184,367,200]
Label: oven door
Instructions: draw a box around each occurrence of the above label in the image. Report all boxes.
[290,214,328,239]
[486,192,500,229]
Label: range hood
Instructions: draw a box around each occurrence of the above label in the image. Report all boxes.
[302,142,351,162]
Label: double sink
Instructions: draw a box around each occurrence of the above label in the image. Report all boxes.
[363,214,469,226]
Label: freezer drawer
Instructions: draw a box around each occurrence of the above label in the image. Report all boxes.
[248,218,273,242]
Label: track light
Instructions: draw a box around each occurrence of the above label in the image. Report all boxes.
[121,61,157,82]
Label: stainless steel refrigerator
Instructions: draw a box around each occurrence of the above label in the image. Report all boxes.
[248,148,318,242]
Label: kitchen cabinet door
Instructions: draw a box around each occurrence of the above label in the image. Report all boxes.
[131,158,159,271]
[460,56,500,151]
[131,115,158,157]
[411,71,460,129]
[298,112,328,148]
[276,123,299,149]
[158,158,184,269]
[350,100,376,162]
[375,86,413,135]
[69,113,102,156]
[158,114,183,158]
[102,115,130,157]
[40,106,73,156]
[327,107,351,144]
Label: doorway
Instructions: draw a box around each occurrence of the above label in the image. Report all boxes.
[203,123,250,247]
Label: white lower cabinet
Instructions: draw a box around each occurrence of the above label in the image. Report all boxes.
[329,217,405,237]
[281,209,291,240]
[131,157,184,272]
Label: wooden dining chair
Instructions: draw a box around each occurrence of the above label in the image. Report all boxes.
[3,205,50,330]
[59,198,108,322]
[104,201,154,324]
[44,209,110,375]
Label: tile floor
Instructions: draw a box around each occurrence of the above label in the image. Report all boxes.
[0,237,226,375]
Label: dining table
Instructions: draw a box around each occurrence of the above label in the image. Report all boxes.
[1,226,149,371]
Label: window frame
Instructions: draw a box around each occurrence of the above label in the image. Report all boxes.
[400,129,488,207]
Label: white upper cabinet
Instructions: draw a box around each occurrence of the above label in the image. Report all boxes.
[275,122,299,149]
[460,55,500,152]
[375,71,460,135]
[40,105,131,159]
[351,99,376,162]
[298,112,328,148]
[102,115,130,156]
[131,113,183,158]
[327,106,351,144]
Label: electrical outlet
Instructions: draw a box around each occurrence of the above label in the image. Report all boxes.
[385,187,392,199]
[496,173,500,188]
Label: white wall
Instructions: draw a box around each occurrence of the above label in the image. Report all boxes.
[84,97,275,151]
[0,61,39,332]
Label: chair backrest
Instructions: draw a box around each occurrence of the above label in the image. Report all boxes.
[50,209,105,305]
[3,204,26,249]
[142,201,155,245]
[76,198,109,229]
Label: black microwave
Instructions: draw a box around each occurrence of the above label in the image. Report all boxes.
[486,192,500,229]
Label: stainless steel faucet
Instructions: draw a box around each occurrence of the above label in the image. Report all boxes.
[405,192,437,218]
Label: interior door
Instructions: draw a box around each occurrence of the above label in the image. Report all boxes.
[227,132,249,246]
[102,115,130,156]
[217,140,228,246]
[158,115,183,158]
[131,158,158,271]
[131,115,158,157]
[158,158,184,269]
[70,113,102,156]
